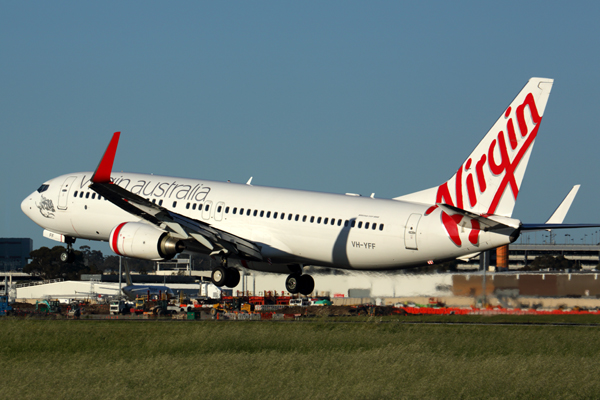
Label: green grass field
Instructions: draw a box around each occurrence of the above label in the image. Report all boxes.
[2,317,600,399]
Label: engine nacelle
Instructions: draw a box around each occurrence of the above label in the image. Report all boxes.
[109,222,183,261]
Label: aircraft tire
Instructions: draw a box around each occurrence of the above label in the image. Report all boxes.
[285,274,301,294]
[299,274,315,296]
[226,267,240,288]
[211,266,228,287]
[60,251,74,263]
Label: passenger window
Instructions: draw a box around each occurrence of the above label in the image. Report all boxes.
[248,209,252,216]
[295,215,299,221]
[73,191,78,197]
[310,216,315,223]
[80,192,84,198]
[323,218,328,225]
[302,216,307,222]
[280,213,285,219]
[217,206,222,213]
[186,203,190,209]
[317,217,322,224]
[288,214,293,221]
[372,223,377,230]
[159,200,163,206]
[253,210,258,217]
[91,193,96,199]
[192,204,196,210]
[205,204,210,211]
[266,211,270,218]
[151,199,156,204]
[273,212,277,219]
[173,201,177,208]
[85,192,90,199]
[225,207,229,213]
[351,221,356,228]
[345,220,349,227]
[260,211,265,217]
[358,222,362,228]
[337,220,342,226]
[365,222,369,229]
[379,224,384,231]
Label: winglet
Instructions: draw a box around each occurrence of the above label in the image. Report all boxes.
[545,185,580,224]
[92,132,121,183]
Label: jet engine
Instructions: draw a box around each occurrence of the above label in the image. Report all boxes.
[109,222,184,260]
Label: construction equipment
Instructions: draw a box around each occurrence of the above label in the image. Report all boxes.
[0,295,12,316]
[240,303,254,313]
[35,299,61,313]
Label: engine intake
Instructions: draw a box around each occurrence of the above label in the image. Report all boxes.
[109,222,183,260]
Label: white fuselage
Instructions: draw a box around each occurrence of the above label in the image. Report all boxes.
[21,171,516,273]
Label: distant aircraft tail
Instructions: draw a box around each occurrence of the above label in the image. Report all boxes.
[123,259,133,287]
[395,77,554,217]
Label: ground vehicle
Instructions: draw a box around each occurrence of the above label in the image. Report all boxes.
[310,299,332,306]
[35,299,61,313]
[240,303,254,313]
[289,298,310,307]
[109,300,130,315]
[0,295,12,316]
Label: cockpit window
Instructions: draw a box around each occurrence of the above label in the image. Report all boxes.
[37,184,49,193]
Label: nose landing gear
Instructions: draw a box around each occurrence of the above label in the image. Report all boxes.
[60,237,76,263]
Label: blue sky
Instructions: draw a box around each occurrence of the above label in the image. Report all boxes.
[2,2,600,253]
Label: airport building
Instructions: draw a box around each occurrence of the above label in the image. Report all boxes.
[458,243,600,270]
[0,238,33,272]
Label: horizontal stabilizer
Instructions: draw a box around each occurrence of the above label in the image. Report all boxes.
[521,223,600,231]
[457,252,481,262]
[437,203,521,231]
[545,185,580,224]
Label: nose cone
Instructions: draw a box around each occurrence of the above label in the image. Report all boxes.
[21,194,34,219]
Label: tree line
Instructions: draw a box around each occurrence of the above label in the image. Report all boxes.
[23,245,156,280]
[22,245,592,281]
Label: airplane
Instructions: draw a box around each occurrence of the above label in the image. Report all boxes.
[21,77,600,296]
[119,259,175,301]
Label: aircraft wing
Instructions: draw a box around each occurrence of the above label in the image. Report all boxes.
[89,132,263,261]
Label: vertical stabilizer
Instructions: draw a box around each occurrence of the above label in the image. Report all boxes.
[123,259,133,287]
[395,77,553,217]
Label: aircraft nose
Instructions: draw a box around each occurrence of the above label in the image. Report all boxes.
[21,195,32,218]
[21,193,36,219]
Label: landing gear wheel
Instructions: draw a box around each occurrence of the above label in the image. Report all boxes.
[211,266,228,287]
[60,251,74,263]
[226,267,240,288]
[299,274,315,296]
[285,274,302,294]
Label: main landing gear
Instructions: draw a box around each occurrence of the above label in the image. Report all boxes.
[60,237,76,263]
[211,258,240,288]
[285,273,314,296]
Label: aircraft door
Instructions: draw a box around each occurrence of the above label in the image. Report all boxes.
[215,202,225,221]
[57,176,77,210]
[404,213,421,250]
[202,201,213,220]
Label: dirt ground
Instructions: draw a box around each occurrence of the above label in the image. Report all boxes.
[278,305,403,317]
